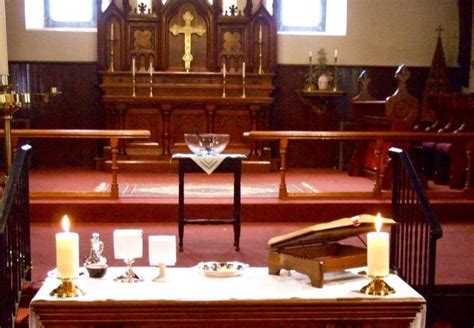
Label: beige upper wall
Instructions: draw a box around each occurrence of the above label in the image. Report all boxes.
[5,0,460,66]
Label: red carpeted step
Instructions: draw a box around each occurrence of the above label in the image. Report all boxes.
[14,281,43,328]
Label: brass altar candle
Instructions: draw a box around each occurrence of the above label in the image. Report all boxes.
[50,278,85,298]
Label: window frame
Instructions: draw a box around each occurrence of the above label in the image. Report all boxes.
[277,0,327,33]
[43,0,97,29]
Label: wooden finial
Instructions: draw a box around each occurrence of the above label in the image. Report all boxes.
[435,25,444,37]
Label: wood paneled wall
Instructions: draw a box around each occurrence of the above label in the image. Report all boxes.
[6,62,461,169]
[8,62,101,168]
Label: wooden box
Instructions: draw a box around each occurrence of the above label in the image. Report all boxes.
[268,214,395,288]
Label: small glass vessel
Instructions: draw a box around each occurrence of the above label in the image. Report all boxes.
[84,232,108,278]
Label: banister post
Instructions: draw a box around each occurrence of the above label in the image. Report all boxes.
[464,140,473,192]
[110,137,119,198]
[372,138,383,197]
[279,138,289,198]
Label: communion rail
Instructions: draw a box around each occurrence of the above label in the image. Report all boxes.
[0,144,31,328]
[0,129,151,199]
[243,130,474,199]
[389,147,443,327]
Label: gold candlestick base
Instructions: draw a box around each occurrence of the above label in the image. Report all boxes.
[50,278,85,298]
[360,276,395,296]
[304,83,317,92]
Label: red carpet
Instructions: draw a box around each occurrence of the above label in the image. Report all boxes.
[28,168,472,223]
[26,167,474,286]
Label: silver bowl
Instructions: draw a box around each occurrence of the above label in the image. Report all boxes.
[184,133,229,156]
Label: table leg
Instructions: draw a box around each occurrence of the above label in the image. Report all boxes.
[233,162,241,251]
[178,166,185,252]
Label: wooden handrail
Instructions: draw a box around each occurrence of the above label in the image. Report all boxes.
[1,129,151,139]
[1,129,151,199]
[243,130,474,141]
[243,130,474,200]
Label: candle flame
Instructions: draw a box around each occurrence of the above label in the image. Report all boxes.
[375,213,382,233]
[61,215,71,233]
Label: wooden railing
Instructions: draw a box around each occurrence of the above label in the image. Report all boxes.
[1,129,151,199]
[0,144,31,328]
[243,130,474,199]
[389,147,443,327]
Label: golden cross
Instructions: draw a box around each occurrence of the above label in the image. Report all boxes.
[170,11,206,72]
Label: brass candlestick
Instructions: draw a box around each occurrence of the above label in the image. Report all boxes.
[360,275,395,296]
[0,75,30,174]
[333,56,338,91]
[258,37,264,74]
[50,278,85,298]
[149,73,153,97]
[132,75,136,97]
[109,25,115,72]
[241,75,246,98]
[222,75,226,98]
[304,57,316,92]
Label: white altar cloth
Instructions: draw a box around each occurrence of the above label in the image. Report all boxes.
[30,267,426,328]
[172,153,247,174]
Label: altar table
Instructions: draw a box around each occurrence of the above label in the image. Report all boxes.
[30,267,426,328]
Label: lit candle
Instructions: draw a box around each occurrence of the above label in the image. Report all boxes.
[110,23,114,40]
[132,58,136,76]
[367,213,390,277]
[223,63,226,78]
[309,51,312,63]
[334,49,338,59]
[242,62,245,78]
[55,215,79,279]
[113,229,143,260]
[0,0,9,76]
[148,235,176,266]
[259,25,262,42]
[149,62,153,75]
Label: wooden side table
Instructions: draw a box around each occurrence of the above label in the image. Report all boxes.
[177,156,242,252]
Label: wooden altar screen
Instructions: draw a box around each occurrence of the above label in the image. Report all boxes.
[97,0,277,171]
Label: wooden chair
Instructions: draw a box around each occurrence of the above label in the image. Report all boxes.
[349,66,419,188]
[389,147,443,327]
[432,93,473,188]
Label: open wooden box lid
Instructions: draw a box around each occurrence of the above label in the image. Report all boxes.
[268,214,396,250]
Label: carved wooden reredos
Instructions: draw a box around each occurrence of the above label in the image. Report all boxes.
[97,0,277,74]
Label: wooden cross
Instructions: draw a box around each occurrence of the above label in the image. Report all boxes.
[170,11,206,72]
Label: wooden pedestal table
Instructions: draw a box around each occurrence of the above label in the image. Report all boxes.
[173,154,246,252]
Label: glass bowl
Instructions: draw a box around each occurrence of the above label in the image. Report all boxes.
[184,133,229,156]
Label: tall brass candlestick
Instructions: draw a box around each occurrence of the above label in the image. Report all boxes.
[333,50,338,91]
[109,24,115,72]
[222,63,226,98]
[132,58,136,97]
[149,63,153,97]
[258,25,263,74]
[132,76,136,97]
[241,62,246,98]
